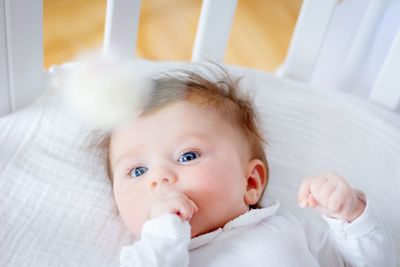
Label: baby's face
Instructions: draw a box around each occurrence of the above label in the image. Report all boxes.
[110,101,251,237]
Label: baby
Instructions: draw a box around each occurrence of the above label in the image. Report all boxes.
[104,68,392,267]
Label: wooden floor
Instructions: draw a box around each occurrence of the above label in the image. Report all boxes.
[44,0,302,71]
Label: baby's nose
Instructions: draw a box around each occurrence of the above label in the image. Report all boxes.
[149,175,177,188]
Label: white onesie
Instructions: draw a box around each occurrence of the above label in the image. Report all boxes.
[118,199,394,267]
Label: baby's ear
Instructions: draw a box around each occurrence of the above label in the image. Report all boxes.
[244,159,267,206]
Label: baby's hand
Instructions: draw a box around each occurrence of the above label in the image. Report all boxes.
[298,172,365,222]
[150,185,198,221]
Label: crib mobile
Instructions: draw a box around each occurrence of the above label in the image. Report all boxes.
[0,0,399,266]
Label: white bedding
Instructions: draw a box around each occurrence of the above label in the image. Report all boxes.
[0,61,399,266]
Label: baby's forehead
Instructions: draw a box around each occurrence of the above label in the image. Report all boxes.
[116,101,228,133]
[109,101,246,159]
[110,101,218,136]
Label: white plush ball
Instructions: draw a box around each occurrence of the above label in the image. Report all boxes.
[63,56,153,129]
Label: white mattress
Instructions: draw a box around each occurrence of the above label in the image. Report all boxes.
[0,61,399,266]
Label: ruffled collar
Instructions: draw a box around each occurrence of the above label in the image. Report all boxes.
[189,201,280,250]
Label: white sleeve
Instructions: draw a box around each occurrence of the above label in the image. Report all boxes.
[118,214,191,267]
[304,192,395,267]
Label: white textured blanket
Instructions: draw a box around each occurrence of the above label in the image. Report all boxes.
[0,61,399,266]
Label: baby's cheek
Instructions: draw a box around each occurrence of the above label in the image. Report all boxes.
[118,200,149,236]
[114,184,149,236]
[188,167,238,201]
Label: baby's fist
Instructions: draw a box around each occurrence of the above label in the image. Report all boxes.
[150,186,198,222]
[298,172,365,222]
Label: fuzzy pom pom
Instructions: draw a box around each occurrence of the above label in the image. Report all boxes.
[62,55,153,129]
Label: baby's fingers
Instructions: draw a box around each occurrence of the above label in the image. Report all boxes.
[174,197,198,221]
[150,191,198,221]
[326,186,347,215]
[298,176,327,207]
[314,180,337,208]
[298,177,313,207]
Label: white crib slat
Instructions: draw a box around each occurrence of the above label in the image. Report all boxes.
[339,0,392,89]
[1,0,43,115]
[103,0,141,58]
[369,29,400,110]
[192,0,237,62]
[0,0,11,116]
[278,0,337,82]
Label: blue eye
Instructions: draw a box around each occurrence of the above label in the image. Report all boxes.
[178,151,199,163]
[129,166,148,178]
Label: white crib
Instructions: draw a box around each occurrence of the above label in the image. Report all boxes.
[0,0,399,266]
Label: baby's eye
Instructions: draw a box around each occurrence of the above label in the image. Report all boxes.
[129,166,148,178]
[178,151,200,163]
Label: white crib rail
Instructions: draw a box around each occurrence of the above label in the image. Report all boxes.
[370,29,400,110]
[0,0,43,117]
[103,0,141,58]
[1,0,400,117]
[279,0,400,111]
[277,0,337,82]
[191,0,237,62]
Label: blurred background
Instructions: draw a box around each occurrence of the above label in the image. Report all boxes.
[43,0,302,71]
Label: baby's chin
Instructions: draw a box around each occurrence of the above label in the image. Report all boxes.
[127,226,141,240]
[122,218,143,239]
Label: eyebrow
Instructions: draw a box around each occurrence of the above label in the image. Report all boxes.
[113,146,144,169]
[113,133,211,168]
